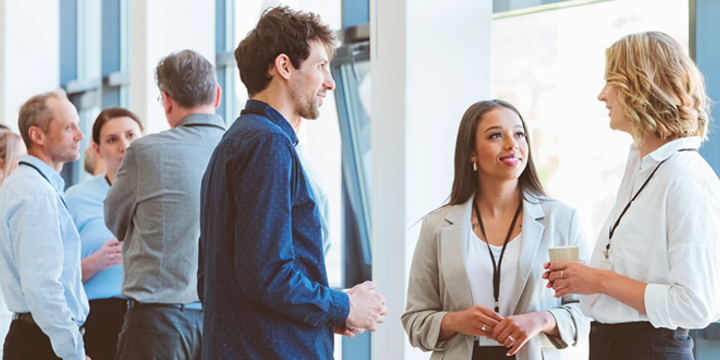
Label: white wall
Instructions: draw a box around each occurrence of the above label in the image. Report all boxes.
[371,0,493,359]
[130,0,216,134]
[0,0,60,131]
[0,0,60,339]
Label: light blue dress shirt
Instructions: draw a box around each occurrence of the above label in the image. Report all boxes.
[0,155,89,360]
[65,174,123,301]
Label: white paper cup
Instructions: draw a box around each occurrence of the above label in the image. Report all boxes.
[548,246,579,263]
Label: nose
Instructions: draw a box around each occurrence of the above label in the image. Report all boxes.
[324,71,336,91]
[598,84,608,102]
[505,134,519,150]
[75,126,85,141]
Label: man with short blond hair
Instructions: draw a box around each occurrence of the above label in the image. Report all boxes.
[0,90,89,360]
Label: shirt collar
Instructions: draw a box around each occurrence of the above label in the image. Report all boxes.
[636,136,701,169]
[244,99,299,145]
[18,155,65,192]
[175,113,226,129]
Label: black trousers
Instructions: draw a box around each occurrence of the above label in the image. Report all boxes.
[3,320,61,360]
[83,298,127,360]
[472,343,516,360]
[590,321,694,360]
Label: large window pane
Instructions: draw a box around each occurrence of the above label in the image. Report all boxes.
[492,0,689,240]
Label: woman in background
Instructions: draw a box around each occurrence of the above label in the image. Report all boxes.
[65,108,144,360]
[402,100,590,360]
[0,130,26,187]
[545,31,720,360]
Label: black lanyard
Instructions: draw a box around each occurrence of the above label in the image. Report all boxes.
[604,148,698,260]
[18,161,68,209]
[472,197,522,313]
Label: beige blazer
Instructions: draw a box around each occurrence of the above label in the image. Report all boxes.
[402,195,591,360]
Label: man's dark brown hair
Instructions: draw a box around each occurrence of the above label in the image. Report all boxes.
[234,6,336,97]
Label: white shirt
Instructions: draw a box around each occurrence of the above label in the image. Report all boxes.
[581,137,720,329]
[466,229,521,346]
[0,155,89,360]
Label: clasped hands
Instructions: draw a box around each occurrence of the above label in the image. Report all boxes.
[336,281,389,338]
[446,305,554,356]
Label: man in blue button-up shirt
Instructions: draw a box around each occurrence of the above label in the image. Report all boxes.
[0,90,90,360]
[199,6,388,360]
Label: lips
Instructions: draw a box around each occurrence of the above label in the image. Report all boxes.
[500,154,522,166]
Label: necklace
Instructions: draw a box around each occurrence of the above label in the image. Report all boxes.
[472,197,522,313]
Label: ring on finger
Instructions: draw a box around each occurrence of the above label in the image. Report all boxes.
[481,323,487,332]
[561,270,564,279]
[508,335,515,343]
[111,253,114,260]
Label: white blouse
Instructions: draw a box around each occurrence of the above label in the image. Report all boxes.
[466,229,521,346]
[581,137,720,329]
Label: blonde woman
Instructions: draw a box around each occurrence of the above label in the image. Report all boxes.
[403,100,591,360]
[0,130,26,187]
[546,31,720,359]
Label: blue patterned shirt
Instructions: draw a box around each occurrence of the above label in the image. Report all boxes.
[199,99,350,359]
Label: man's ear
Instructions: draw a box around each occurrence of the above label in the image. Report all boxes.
[161,92,172,115]
[27,125,45,148]
[273,54,293,81]
[214,85,222,109]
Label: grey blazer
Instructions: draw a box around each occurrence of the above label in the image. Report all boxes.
[402,195,591,360]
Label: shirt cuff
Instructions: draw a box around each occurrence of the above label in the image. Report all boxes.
[325,289,350,327]
[545,308,572,348]
[645,283,673,329]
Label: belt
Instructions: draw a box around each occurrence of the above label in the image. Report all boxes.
[12,312,34,324]
[127,299,201,310]
[591,321,689,339]
[12,312,85,335]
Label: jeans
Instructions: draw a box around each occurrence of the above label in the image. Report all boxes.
[115,304,202,360]
[590,321,694,360]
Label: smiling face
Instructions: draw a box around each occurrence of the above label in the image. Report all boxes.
[598,83,633,134]
[94,116,143,176]
[289,40,335,120]
[471,108,528,182]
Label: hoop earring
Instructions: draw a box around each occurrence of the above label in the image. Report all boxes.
[473,162,477,171]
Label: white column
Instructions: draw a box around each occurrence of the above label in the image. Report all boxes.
[0,0,60,132]
[370,1,493,359]
[129,0,216,134]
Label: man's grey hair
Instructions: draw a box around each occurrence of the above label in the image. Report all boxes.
[18,89,68,149]
[155,50,218,108]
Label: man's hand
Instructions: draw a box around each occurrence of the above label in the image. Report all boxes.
[345,281,388,331]
[334,323,364,338]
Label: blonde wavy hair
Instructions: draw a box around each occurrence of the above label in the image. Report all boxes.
[0,130,24,186]
[605,31,711,142]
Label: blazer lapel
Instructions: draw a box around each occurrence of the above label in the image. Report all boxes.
[510,198,545,314]
[440,197,475,310]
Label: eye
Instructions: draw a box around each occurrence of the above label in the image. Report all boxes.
[515,131,525,138]
[488,132,502,139]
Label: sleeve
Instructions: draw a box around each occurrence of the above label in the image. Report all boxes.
[10,193,85,360]
[401,217,452,352]
[644,174,720,329]
[104,145,139,241]
[233,134,349,328]
[546,209,592,348]
[197,235,205,305]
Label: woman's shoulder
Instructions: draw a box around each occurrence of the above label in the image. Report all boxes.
[527,195,577,222]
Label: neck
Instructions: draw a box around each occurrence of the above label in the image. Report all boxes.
[167,106,216,128]
[476,178,521,217]
[253,90,299,128]
[105,169,117,185]
[26,148,63,173]
[638,133,676,160]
